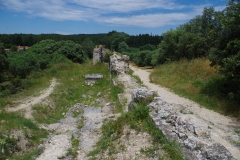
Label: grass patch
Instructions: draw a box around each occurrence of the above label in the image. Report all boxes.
[10,150,39,160]
[150,58,240,118]
[66,135,80,158]
[0,111,48,159]
[0,71,52,109]
[129,69,143,85]
[77,116,85,129]
[31,60,124,124]
[108,82,124,113]
[88,104,183,159]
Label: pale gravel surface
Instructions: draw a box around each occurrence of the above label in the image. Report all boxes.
[130,64,240,160]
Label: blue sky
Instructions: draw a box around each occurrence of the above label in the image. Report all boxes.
[0,0,227,35]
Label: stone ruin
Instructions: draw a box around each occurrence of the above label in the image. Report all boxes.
[85,74,103,86]
[109,52,130,75]
[93,46,106,64]
[129,88,236,160]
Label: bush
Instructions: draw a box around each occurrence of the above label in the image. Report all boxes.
[118,41,129,53]
[0,90,10,97]
[0,133,19,159]
[202,77,240,103]
[139,44,156,51]
[103,53,113,63]
[133,106,149,121]
[134,50,156,66]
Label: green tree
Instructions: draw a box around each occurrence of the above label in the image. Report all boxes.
[118,41,129,53]
[154,29,181,64]
[55,41,87,63]
[81,38,95,58]
[0,43,9,81]
[28,39,87,63]
[209,0,240,64]
[108,31,129,51]
[139,44,156,51]
[10,45,18,51]
[8,53,30,78]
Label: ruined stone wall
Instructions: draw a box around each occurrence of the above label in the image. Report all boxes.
[93,47,106,64]
[129,88,236,160]
[109,53,130,75]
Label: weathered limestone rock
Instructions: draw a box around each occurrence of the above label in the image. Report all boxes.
[93,47,106,64]
[128,87,157,110]
[148,97,236,160]
[109,53,129,75]
[131,87,157,102]
[129,88,236,160]
[37,144,45,155]
[102,102,115,114]
[85,74,103,80]
[85,74,103,86]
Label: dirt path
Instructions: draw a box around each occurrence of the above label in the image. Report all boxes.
[7,78,57,119]
[130,64,240,160]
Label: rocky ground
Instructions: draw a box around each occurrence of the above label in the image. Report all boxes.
[6,53,240,160]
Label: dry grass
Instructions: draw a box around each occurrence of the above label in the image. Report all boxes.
[150,58,240,118]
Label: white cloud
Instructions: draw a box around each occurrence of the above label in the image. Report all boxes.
[98,13,192,28]
[0,0,225,27]
[55,31,74,35]
[1,0,97,20]
[72,0,186,12]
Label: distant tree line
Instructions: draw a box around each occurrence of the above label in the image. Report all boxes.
[0,32,162,49]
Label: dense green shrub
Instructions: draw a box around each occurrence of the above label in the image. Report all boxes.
[103,53,113,63]
[81,38,95,58]
[202,77,240,103]
[0,133,19,159]
[139,44,156,51]
[133,50,156,66]
[0,43,9,82]
[118,41,129,53]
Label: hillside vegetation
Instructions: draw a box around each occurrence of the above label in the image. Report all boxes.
[0,59,184,159]
[150,58,240,118]
[0,59,123,159]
